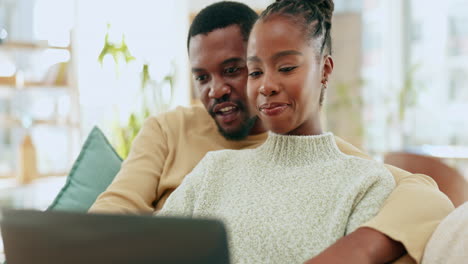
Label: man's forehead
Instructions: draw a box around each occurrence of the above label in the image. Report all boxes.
[189,25,247,62]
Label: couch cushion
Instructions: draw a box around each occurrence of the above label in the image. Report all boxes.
[48,127,122,212]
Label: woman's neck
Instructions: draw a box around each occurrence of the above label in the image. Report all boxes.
[286,115,323,136]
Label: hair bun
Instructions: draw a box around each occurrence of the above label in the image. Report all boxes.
[275,0,334,21]
[309,0,334,21]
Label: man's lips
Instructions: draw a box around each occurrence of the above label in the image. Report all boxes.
[213,102,239,115]
[258,102,290,116]
[212,102,240,124]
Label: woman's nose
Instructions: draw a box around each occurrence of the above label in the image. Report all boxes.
[259,75,280,97]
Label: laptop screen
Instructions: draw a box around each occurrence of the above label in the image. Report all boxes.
[0,209,229,264]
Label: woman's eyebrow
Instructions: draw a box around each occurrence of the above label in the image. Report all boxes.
[247,50,303,64]
[247,55,261,63]
[271,50,303,61]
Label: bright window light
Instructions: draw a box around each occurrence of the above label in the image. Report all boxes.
[33,0,74,46]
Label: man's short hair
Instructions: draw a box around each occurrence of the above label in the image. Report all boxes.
[187,1,259,50]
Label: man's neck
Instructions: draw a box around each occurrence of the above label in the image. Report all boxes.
[248,119,267,135]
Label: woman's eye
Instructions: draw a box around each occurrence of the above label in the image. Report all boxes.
[279,66,298,72]
[248,71,262,78]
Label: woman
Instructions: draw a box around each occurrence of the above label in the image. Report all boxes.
[159,1,397,263]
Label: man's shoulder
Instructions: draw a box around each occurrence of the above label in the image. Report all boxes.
[157,105,210,120]
[150,105,214,130]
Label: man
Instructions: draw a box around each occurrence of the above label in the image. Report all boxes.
[90,2,453,263]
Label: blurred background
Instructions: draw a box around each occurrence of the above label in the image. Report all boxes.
[0,0,467,209]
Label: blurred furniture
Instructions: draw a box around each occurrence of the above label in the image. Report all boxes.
[384,152,468,207]
[406,145,468,160]
[0,39,80,180]
[0,176,66,210]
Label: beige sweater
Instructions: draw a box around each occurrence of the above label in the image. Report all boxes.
[89,106,454,263]
[158,133,395,263]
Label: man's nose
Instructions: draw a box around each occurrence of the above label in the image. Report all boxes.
[208,76,231,99]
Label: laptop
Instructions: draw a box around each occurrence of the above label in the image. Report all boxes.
[0,209,229,264]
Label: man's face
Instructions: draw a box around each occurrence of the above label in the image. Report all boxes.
[189,25,256,140]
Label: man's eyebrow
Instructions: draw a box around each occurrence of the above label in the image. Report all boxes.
[221,57,245,65]
[191,58,245,73]
[191,68,205,73]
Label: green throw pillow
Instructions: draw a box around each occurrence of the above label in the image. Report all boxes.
[48,126,122,212]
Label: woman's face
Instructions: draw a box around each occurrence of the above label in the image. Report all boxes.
[246,15,333,135]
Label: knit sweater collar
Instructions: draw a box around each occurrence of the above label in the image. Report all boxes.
[255,132,343,167]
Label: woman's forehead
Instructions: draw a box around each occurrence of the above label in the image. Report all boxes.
[247,16,314,58]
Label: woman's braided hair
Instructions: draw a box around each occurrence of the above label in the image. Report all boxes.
[260,0,334,56]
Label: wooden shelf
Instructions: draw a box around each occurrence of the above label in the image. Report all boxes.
[0,76,15,86]
[0,41,70,51]
[0,116,80,128]
[0,17,78,188]
[0,172,68,179]
[0,71,70,88]
[0,82,70,89]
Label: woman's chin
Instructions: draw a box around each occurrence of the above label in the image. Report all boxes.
[266,125,293,135]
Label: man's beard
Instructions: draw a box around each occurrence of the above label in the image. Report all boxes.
[217,115,257,141]
[209,99,258,141]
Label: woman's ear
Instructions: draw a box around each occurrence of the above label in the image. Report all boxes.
[322,55,334,83]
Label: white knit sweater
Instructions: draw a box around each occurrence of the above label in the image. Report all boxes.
[158,133,395,264]
[422,201,468,264]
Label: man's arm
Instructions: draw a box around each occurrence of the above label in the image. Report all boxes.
[89,117,168,214]
[334,136,454,263]
[305,161,402,264]
[157,153,213,217]
[305,227,405,264]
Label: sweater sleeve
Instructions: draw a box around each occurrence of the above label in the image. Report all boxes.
[345,167,395,235]
[156,153,212,217]
[89,117,168,214]
[335,136,454,263]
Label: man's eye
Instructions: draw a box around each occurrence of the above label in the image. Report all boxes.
[248,71,262,78]
[279,66,298,72]
[224,67,240,74]
[195,75,208,82]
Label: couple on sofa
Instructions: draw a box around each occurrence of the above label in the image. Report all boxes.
[90,1,462,263]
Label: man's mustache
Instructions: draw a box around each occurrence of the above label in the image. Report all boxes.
[209,98,243,115]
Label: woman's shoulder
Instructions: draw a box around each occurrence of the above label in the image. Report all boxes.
[204,148,255,162]
[339,155,394,184]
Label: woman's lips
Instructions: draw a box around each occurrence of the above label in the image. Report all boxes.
[259,103,289,116]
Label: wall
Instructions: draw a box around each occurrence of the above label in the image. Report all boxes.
[75,0,189,138]
[189,0,273,12]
